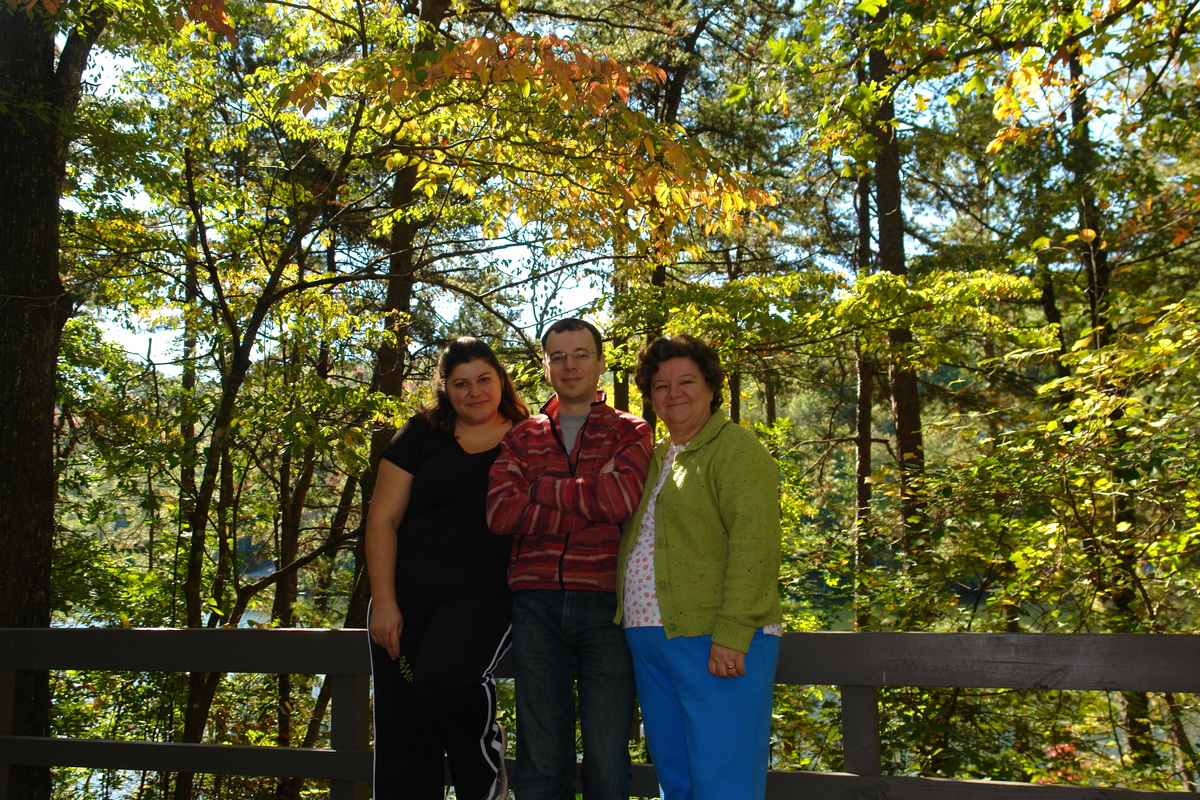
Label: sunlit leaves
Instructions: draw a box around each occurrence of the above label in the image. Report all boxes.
[917,295,1200,641]
[276,28,769,265]
[175,1,234,42]
[834,269,1051,367]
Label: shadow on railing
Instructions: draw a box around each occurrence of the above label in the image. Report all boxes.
[3,629,1199,800]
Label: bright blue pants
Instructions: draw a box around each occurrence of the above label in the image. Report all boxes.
[625,627,779,800]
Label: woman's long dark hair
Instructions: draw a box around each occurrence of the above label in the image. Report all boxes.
[424,336,530,434]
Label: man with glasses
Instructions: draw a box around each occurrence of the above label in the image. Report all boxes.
[487,318,652,800]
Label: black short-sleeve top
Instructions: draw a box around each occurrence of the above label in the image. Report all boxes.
[382,414,511,597]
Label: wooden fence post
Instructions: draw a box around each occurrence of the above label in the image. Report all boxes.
[329,672,371,800]
[0,667,12,800]
[840,685,880,776]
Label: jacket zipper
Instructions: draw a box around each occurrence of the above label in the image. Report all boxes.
[548,411,591,589]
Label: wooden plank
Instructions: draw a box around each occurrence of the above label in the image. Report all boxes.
[3,737,1193,800]
[0,669,13,736]
[0,628,520,678]
[0,735,372,781]
[775,633,1200,693]
[841,685,881,776]
[0,628,370,675]
[8,629,1199,693]
[6,628,1200,800]
[630,761,659,797]
[763,771,1197,799]
[329,674,370,752]
[0,670,10,800]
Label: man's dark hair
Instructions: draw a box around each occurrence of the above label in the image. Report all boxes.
[540,318,604,356]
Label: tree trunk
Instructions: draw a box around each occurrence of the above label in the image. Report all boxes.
[1,7,105,799]
[1066,50,1153,764]
[613,365,629,412]
[640,260,668,429]
[179,242,200,627]
[1068,52,1112,351]
[728,371,741,423]
[852,165,876,631]
[869,39,925,552]
[853,344,876,632]
[274,443,315,800]
[365,0,450,568]
[763,377,776,427]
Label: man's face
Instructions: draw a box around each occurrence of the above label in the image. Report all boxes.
[542,327,605,407]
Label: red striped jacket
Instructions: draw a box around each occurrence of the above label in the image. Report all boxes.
[487,393,653,592]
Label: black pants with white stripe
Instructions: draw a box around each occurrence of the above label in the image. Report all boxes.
[369,586,512,800]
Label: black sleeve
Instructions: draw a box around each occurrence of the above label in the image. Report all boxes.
[380,414,431,476]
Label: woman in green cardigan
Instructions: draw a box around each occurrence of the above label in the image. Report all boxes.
[616,333,783,800]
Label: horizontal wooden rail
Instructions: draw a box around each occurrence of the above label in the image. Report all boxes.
[3,629,1197,800]
[0,628,373,800]
[775,632,1200,693]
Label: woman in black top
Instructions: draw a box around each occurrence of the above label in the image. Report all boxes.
[367,336,529,800]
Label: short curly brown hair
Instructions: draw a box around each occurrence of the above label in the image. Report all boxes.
[633,333,724,414]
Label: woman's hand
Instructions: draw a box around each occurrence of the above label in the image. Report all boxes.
[708,642,746,679]
[365,460,413,662]
[369,600,404,661]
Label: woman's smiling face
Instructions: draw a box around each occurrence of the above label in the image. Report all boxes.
[650,356,714,444]
[446,359,502,426]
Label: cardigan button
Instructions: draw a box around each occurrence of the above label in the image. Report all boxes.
[666,623,678,632]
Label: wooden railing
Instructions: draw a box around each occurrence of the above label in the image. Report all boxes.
[2,629,1198,800]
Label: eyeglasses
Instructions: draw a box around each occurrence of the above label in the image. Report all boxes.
[545,349,595,367]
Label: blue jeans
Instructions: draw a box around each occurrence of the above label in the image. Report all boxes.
[511,590,635,800]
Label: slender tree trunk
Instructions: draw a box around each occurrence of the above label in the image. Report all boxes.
[179,243,200,626]
[853,343,876,632]
[1066,49,1153,764]
[728,371,741,423]
[852,110,875,630]
[640,260,669,429]
[1038,262,1070,378]
[1165,692,1198,789]
[368,161,422,493]
[169,259,196,795]
[1068,53,1112,351]
[274,442,316,800]
[763,378,776,426]
[869,38,925,553]
[636,24,702,430]
[613,364,630,412]
[365,0,451,560]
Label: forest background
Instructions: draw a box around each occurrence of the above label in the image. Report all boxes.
[2,0,1200,797]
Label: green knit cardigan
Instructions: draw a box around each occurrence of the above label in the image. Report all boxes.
[615,410,784,653]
